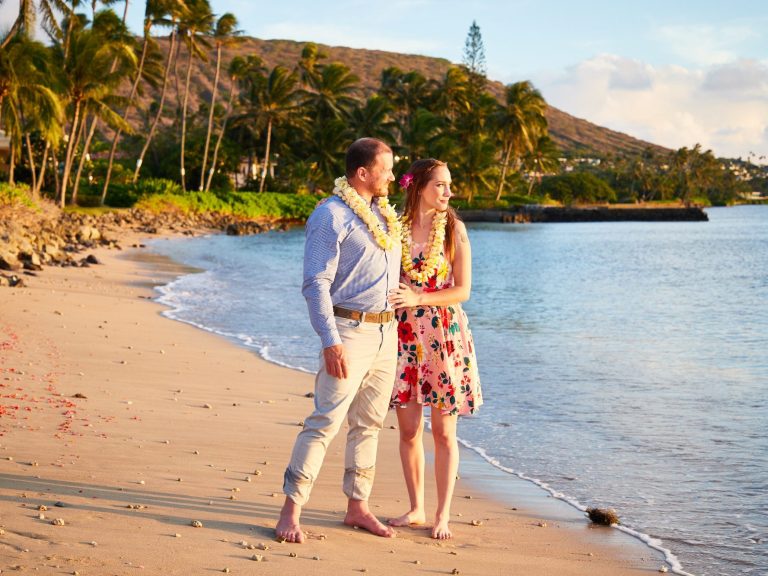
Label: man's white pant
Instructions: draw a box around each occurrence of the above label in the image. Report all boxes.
[283,317,397,506]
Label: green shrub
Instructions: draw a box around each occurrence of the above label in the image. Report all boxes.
[0,183,37,208]
[135,190,323,220]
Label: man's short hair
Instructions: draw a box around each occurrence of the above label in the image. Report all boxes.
[345,138,392,179]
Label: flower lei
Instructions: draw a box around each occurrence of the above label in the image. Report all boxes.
[333,176,401,250]
[401,210,448,284]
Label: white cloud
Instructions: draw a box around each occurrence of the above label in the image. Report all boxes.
[538,55,768,160]
[655,23,760,67]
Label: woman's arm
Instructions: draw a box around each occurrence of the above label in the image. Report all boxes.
[389,220,472,308]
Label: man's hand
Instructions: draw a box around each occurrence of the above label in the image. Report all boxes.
[323,344,348,379]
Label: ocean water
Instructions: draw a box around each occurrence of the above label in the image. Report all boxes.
[149,205,768,576]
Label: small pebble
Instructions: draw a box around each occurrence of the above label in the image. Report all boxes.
[191,520,203,528]
[90,541,98,547]
[251,555,263,562]
[138,480,145,485]
[38,513,46,520]
[452,570,460,575]
[175,533,182,538]
[313,556,321,561]
[51,518,65,526]
[470,519,483,526]
[222,569,230,573]
[245,476,251,482]
[257,543,269,550]
[289,552,297,558]
[414,560,421,565]
[537,522,547,528]
[659,568,668,574]
[449,551,458,555]
[38,505,48,511]
[204,404,212,409]
[239,540,248,547]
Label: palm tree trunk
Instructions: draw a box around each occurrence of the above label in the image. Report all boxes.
[134,30,177,183]
[24,132,37,194]
[101,26,151,203]
[258,118,272,193]
[34,140,51,198]
[68,110,88,205]
[179,38,195,192]
[9,144,16,185]
[60,100,82,207]
[495,142,513,202]
[205,81,236,192]
[200,42,222,190]
[0,19,22,51]
[73,114,98,203]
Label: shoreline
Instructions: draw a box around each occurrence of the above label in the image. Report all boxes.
[1,235,662,575]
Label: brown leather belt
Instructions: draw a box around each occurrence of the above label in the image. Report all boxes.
[333,306,394,324]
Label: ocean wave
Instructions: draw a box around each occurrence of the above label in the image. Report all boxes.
[454,436,695,576]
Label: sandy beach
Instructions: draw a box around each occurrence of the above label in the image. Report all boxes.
[0,235,660,575]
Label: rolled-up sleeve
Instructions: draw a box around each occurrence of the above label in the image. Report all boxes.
[302,207,344,348]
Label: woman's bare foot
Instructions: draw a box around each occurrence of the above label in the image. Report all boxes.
[344,500,396,537]
[388,509,426,527]
[275,498,305,543]
[431,516,452,540]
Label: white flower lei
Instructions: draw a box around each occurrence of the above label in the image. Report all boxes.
[401,211,448,284]
[333,176,401,250]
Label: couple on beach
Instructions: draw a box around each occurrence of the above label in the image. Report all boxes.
[276,138,483,543]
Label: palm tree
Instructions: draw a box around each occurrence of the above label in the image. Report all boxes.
[101,0,185,202]
[348,94,396,143]
[53,13,136,205]
[132,0,189,183]
[522,135,559,197]
[301,62,359,121]
[177,0,213,191]
[0,37,62,188]
[204,54,260,192]
[294,42,326,89]
[0,0,67,49]
[68,9,136,202]
[199,12,241,191]
[430,66,471,122]
[251,65,299,192]
[494,81,548,201]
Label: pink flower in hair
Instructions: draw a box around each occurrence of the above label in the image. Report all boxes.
[399,173,414,189]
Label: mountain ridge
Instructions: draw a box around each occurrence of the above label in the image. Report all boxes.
[152,36,670,158]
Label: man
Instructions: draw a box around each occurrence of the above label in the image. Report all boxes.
[276,138,401,543]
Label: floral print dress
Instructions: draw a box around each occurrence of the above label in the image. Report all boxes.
[391,241,483,416]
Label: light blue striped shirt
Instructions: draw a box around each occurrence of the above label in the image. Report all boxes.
[302,195,401,348]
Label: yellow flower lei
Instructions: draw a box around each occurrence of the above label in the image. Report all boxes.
[333,176,401,250]
[401,211,448,284]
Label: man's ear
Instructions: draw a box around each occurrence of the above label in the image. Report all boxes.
[355,166,368,182]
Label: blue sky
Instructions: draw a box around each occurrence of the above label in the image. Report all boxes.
[2,0,767,161]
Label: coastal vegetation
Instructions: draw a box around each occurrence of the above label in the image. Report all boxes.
[1,1,765,219]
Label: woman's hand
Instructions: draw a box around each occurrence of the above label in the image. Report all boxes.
[388,283,421,308]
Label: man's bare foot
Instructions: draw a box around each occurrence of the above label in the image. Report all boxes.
[275,497,305,543]
[431,517,452,540]
[345,500,396,538]
[387,509,426,527]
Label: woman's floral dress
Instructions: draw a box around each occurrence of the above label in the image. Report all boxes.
[391,241,483,416]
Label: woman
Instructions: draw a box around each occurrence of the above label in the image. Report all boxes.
[387,158,483,539]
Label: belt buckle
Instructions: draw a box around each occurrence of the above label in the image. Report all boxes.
[359,311,368,323]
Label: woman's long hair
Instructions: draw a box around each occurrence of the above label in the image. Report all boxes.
[401,158,460,263]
